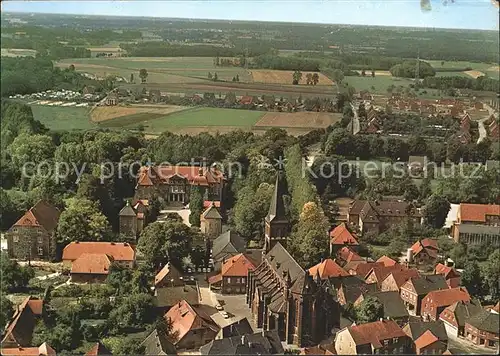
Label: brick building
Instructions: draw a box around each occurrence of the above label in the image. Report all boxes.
[200,202,223,238]
[329,223,359,255]
[209,253,255,294]
[439,299,483,338]
[246,243,339,347]
[400,275,448,316]
[464,309,499,349]
[118,201,147,240]
[70,253,112,283]
[334,320,412,355]
[403,318,449,355]
[134,165,225,205]
[347,200,421,235]
[410,238,439,265]
[421,287,471,321]
[1,296,44,348]
[62,242,135,268]
[452,203,500,246]
[434,263,461,288]
[307,259,349,280]
[6,200,60,261]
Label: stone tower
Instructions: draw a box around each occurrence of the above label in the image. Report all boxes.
[264,170,291,252]
[200,202,223,238]
[119,201,137,239]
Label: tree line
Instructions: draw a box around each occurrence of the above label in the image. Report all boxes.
[422,75,499,92]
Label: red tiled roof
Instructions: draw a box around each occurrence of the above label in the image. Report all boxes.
[11,200,60,232]
[203,201,221,208]
[239,96,253,105]
[27,300,43,316]
[208,274,222,285]
[376,255,397,267]
[62,242,135,262]
[348,320,406,348]
[164,300,218,344]
[1,343,56,356]
[308,259,349,279]
[425,287,471,308]
[221,253,255,277]
[411,238,439,257]
[330,223,359,246]
[386,268,420,288]
[85,342,111,355]
[435,263,461,279]
[71,253,112,275]
[137,166,224,187]
[351,262,385,278]
[414,330,439,349]
[459,203,500,223]
[1,296,41,347]
[366,264,407,285]
[154,262,183,287]
[337,247,363,264]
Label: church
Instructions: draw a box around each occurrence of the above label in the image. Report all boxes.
[246,171,340,347]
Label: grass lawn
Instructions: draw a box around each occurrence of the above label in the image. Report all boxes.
[139,107,265,132]
[30,105,95,131]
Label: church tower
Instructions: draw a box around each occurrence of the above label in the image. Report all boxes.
[264,170,291,252]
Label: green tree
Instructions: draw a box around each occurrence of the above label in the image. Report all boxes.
[305,73,313,85]
[292,70,302,85]
[481,249,500,300]
[213,72,218,81]
[289,202,329,268]
[419,177,432,201]
[208,72,213,80]
[371,70,375,77]
[0,253,35,291]
[9,133,55,168]
[361,70,366,76]
[331,69,344,84]
[0,295,14,330]
[355,296,384,323]
[461,260,482,296]
[312,73,319,85]
[423,194,450,228]
[138,220,196,269]
[108,293,155,330]
[130,73,134,83]
[139,69,148,83]
[188,186,205,227]
[56,198,111,243]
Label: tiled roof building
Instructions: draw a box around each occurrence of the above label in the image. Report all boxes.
[62,242,135,268]
[1,296,44,348]
[1,342,56,356]
[452,203,500,246]
[246,243,339,347]
[308,259,349,280]
[6,200,60,261]
[439,299,483,338]
[209,253,255,294]
[421,287,471,321]
[210,230,247,272]
[70,253,112,283]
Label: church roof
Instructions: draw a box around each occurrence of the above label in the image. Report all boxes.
[265,170,289,223]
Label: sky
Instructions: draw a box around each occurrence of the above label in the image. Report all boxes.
[1,0,499,30]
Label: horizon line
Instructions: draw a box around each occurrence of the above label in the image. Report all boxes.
[2,10,498,32]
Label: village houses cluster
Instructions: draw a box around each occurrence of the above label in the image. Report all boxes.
[2,157,499,356]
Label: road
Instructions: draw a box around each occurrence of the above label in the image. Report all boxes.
[351,102,360,135]
[448,334,498,355]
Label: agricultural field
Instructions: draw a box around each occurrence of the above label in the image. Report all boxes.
[90,104,188,122]
[425,60,498,78]
[1,48,37,57]
[251,70,334,86]
[341,75,414,94]
[255,112,341,129]
[30,105,95,131]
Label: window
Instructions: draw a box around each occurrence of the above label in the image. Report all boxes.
[242,277,246,284]
[37,230,42,235]
[13,236,19,243]
[12,228,18,233]
[226,277,231,283]
[392,337,398,344]
[38,247,43,256]
[383,339,389,346]
[38,236,43,244]
[235,278,240,284]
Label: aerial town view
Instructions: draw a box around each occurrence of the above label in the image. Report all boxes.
[0,0,499,355]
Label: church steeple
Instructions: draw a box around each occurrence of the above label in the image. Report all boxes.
[264,169,291,252]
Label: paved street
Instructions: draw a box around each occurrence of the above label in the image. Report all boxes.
[448,335,498,355]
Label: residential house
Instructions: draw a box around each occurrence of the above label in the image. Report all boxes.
[381,268,420,292]
[62,242,135,268]
[434,263,461,288]
[155,285,200,313]
[155,262,185,288]
[347,200,421,235]
[1,296,44,348]
[329,223,359,255]
[410,238,439,265]
[400,275,448,316]
[200,330,284,355]
[216,318,253,339]
[452,203,500,246]
[246,243,340,347]
[118,201,146,240]
[1,343,56,356]
[6,200,60,261]
[336,246,364,268]
[105,92,118,106]
[134,165,225,204]
[460,113,471,132]
[403,318,448,355]
[346,261,384,278]
[364,264,408,288]
[211,231,246,272]
[85,342,112,356]
[209,253,255,294]
[141,328,177,356]
[376,255,397,267]
[364,118,380,134]
[308,259,349,280]
[456,130,472,145]
[334,320,411,355]
[421,287,471,321]
[239,96,254,106]
[200,202,223,238]
[70,253,112,283]
[464,309,499,349]
[336,280,378,307]
[264,170,291,252]
[439,299,483,337]
[165,300,219,350]
[353,291,409,325]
